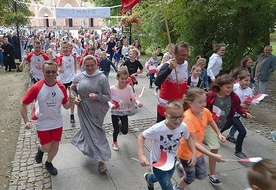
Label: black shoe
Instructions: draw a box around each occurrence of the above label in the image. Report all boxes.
[226,135,236,144]
[35,146,44,163]
[235,151,247,159]
[70,114,75,123]
[144,173,154,190]
[45,161,58,175]
[209,176,222,186]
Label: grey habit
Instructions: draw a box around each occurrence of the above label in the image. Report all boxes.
[71,70,111,162]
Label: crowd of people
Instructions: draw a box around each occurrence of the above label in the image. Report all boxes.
[17,26,276,190]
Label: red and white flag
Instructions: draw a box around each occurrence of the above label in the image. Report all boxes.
[151,151,175,171]
[212,105,221,122]
[121,0,140,15]
[111,96,123,109]
[244,94,268,105]
[226,157,262,163]
[137,86,145,98]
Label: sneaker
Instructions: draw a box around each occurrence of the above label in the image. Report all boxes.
[149,85,153,89]
[226,135,236,144]
[173,184,183,190]
[144,173,154,190]
[70,114,75,123]
[235,151,247,159]
[175,161,184,178]
[35,146,44,163]
[45,161,58,175]
[112,142,119,151]
[209,175,222,186]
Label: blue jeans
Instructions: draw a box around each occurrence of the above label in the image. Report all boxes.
[221,117,247,152]
[0,52,3,67]
[147,165,175,190]
[103,71,110,79]
[229,126,237,138]
[149,73,155,87]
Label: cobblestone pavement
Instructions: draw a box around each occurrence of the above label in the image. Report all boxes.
[9,114,276,190]
[8,69,276,189]
[8,117,157,190]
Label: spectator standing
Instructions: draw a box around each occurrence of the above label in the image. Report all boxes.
[2,37,15,72]
[252,45,276,95]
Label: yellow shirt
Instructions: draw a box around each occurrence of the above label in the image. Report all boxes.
[177,108,212,160]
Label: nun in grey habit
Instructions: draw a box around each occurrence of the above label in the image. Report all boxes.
[70,55,111,174]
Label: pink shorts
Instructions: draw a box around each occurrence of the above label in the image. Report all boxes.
[37,127,63,145]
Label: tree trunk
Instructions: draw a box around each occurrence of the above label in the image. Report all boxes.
[234,8,248,68]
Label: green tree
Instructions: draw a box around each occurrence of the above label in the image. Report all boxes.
[167,0,276,69]
[0,0,33,27]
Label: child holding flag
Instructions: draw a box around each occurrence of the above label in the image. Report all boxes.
[205,74,252,186]
[220,70,253,159]
[146,51,160,89]
[109,66,143,151]
[175,88,226,190]
[138,100,197,190]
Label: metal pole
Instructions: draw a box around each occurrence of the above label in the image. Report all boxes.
[129,9,132,45]
[14,0,22,62]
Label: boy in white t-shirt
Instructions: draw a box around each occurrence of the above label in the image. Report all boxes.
[138,100,196,190]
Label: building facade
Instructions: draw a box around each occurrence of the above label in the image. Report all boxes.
[28,0,103,29]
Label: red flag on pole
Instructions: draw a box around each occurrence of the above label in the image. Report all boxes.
[121,0,140,15]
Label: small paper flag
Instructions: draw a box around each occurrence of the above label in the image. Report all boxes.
[212,105,221,122]
[238,157,262,163]
[226,157,262,163]
[244,94,268,105]
[151,151,175,171]
[137,86,145,98]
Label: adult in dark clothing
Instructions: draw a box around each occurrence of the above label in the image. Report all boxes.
[11,31,22,62]
[7,32,12,44]
[2,37,15,71]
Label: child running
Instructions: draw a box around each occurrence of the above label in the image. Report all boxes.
[146,51,160,89]
[109,66,143,151]
[220,70,253,158]
[205,74,252,186]
[175,88,226,190]
[187,64,203,89]
[196,56,209,90]
[138,100,197,190]
[247,159,276,190]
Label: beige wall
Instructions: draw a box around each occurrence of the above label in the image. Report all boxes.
[28,0,102,28]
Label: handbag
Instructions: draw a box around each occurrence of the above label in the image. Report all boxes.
[128,101,137,116]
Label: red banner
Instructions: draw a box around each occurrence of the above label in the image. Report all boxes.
[121,0,140,15]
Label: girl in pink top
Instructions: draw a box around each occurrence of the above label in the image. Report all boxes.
[109,66,143,151]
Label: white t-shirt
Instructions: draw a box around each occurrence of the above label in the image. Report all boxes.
[21,79,68,131]
[57,54,76,84]
[143,120,190,163]
[233,83,253,117]
[190,77,199,88]
[26,52,50,79]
